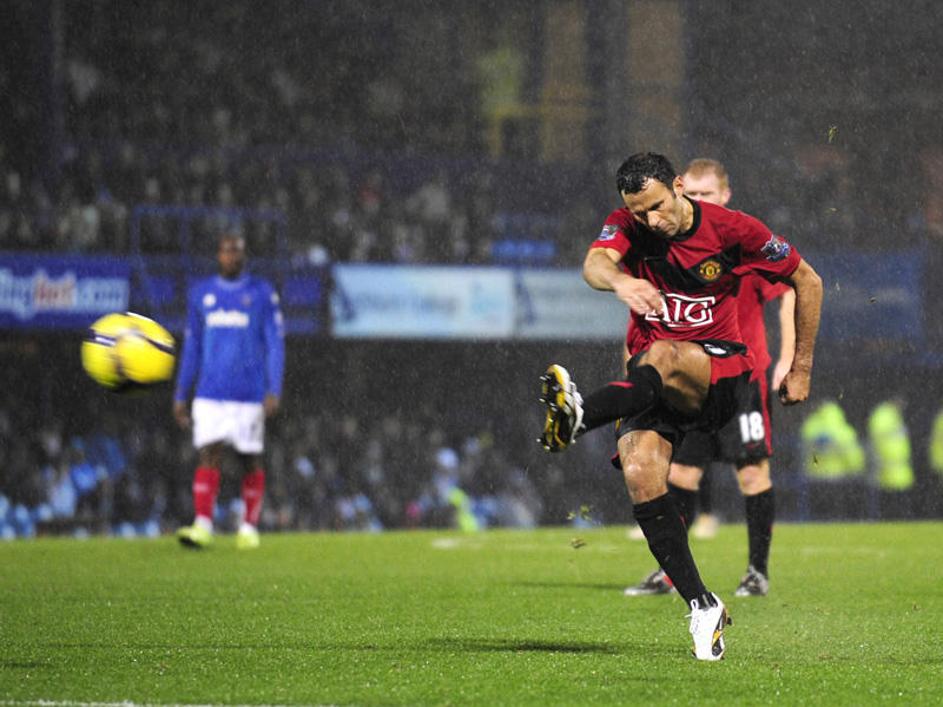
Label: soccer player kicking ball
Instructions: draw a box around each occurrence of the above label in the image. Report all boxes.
[625,159,796,599]
[539,153,822,660]
[174,233,285,550]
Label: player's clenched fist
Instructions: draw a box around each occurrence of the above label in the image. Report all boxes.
[778,368,811,405]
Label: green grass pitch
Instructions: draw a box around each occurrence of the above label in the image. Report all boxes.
[1,523,941,705]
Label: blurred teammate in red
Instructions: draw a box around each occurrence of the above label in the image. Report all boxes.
[538,152,822,659]
[625,158,795,598]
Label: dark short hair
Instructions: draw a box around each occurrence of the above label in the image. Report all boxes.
[218,232,245,248]
[616,152,677,195]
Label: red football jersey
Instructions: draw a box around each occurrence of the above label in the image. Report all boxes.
[737,274,791,373]
[593,199,800,356]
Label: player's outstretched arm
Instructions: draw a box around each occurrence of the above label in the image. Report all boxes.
[772,288,797,390]
[583,247,662,315]
[779,259,823,405]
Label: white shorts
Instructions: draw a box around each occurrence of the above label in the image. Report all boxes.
[192,398,265,454]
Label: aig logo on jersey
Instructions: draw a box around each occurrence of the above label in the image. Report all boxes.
[697,258,724,282]
[644,293,716,328]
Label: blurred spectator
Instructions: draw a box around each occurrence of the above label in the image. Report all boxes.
[800,401,866,482]
[869,399,915,519]
[407,170,452,227]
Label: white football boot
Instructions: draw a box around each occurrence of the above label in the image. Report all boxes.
[688,592,731,661]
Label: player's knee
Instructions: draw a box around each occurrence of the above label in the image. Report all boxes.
[620,453,668,501]
[617,431,672,502]
[736,461,772,495]
[668,463,703,491]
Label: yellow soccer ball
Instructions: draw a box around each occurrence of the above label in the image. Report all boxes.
[81,312,176,391]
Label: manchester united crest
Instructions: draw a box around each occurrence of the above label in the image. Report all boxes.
[698,259,723,282]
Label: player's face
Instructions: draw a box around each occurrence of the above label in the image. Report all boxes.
[621,177,687,237]
[682,171,731,206]
[217,237,246,278]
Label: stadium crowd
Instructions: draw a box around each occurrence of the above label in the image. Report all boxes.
[1,0,590,266]
[3,0,939,268]
[0,136,577,266]
[4,0,928,267]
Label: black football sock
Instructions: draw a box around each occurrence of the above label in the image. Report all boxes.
[669,483,699,529]
[579,364,663,433]
[698,469,714,515]
[633,493,710,605]
[745,488,775,577]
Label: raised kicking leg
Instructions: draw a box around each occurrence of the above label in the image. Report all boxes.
[539,340,731,660]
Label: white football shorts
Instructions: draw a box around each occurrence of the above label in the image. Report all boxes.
[191,398,265,454]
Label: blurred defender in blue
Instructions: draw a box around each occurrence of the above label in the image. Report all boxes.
[172,234,285,549]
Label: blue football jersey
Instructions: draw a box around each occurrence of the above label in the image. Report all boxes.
[174,274,285,403]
